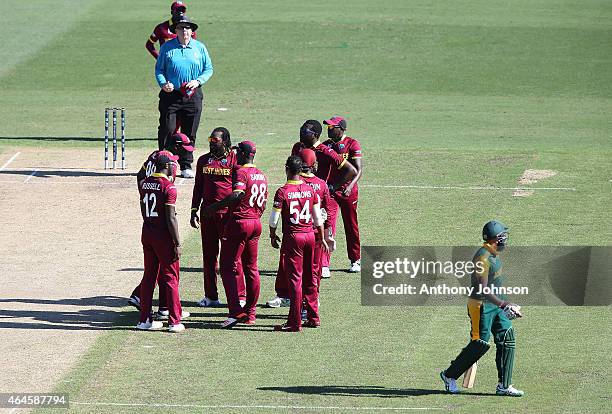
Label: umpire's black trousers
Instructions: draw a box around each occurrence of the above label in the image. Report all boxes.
[157,88,203,170]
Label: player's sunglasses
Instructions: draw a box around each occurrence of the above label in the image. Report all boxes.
[300,127,317,136]
[176,25,193,31]
[208,136,223,143]
[326,124,340,129]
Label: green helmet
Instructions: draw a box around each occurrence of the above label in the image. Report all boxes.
[482,220,509,249]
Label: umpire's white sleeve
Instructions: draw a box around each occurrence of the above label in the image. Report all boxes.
[269,208,281,228]
[313,202,323,227]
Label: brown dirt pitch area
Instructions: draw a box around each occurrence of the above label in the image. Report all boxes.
[0,146,194,400]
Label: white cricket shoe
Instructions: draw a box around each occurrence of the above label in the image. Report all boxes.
[181,169,195,178]
[136,320,163,331]
[168,323,185,333]
[496,383,524,397]
[440,371,460,394]
[321,267,331,279]
[348,261,361,273]
[197,297,222,307]
[266,296,290,308]
[239,299,246,307]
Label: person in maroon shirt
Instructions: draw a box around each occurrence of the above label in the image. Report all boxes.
[202,141,268,328]
[145,1,196,60]
[127,133,191,314]
[269,156,328,332]
[136,153,185,332]
[266,149,332,308]
[323,116,363,275]
[190,127,246,307]
[291,119,356,196]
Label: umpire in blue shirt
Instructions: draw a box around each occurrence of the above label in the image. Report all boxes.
[155,14,213,178]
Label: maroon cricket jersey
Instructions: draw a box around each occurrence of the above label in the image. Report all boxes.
[230,164,268,220]
[291,141,346,183]
[273,180,319,235]
[191,151,238,211]
[324,136,362,192]
[139,173,177,235]
[147,20,197,58]
[300,172,331,231]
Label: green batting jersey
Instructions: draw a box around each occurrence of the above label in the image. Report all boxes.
[469,243,505,301]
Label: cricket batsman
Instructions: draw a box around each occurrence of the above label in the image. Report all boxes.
[440,220,524,396]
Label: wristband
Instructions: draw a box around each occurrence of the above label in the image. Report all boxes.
[191,207,198,212]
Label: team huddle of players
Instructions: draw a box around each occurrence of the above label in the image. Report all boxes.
[131,1,363,332]
[134,1,526,397]
[131,118,362,333]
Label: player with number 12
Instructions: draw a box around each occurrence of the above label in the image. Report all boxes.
[136,153,185,332]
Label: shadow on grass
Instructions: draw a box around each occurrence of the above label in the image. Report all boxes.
[0,295,287,332]
[120,267,279,277]
[182,308,285,320]
[258,385,496,397]
[0,295,135,331]
[184,321,265,331]
[0,136,154,142]
[0,169,136,178]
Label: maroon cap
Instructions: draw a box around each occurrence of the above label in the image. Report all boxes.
[235,140,256,156]
[171,1,187,13]
[299,148,316,167]
[155,151,179,170]
[157,150,179,162]
[172,132,194,152]
[323,116,347,130]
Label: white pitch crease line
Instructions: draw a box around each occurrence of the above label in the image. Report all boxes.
[0,178,576,191]
[23,170,38,183]
[72,402,440,411]
[0,152,20,171]
[0,180,127,185]
[359,184,577,191]
[269,183,576,191]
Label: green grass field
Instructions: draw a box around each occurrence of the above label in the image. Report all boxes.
[1,0,610,412]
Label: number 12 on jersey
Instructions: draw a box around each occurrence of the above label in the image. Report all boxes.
[142,193,158,217]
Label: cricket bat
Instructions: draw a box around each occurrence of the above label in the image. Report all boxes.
[462,362,477,388]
